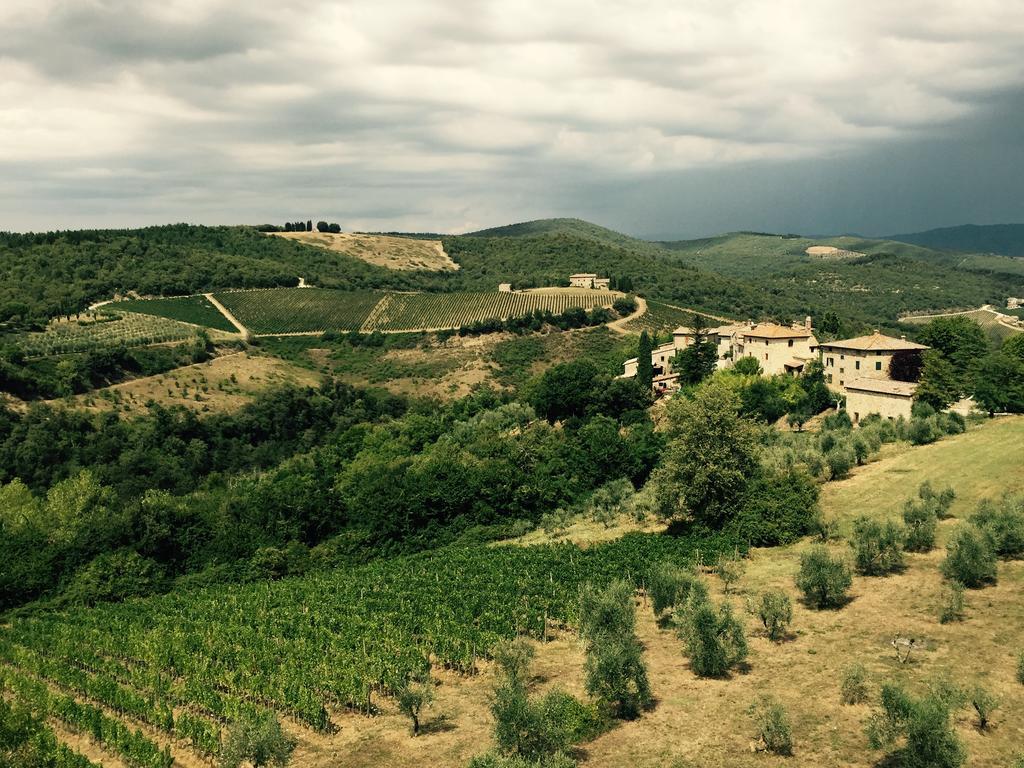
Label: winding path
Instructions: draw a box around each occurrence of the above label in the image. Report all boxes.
[204,293,249,337]
[606,295,648,334]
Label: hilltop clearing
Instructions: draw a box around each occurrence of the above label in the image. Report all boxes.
[270,231,459,271]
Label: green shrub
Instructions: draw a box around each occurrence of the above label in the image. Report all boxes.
[755,589,793,642]
[681,599,748,678]
[583,635,652,720]
[970,495,1024,558]
[840,664,869,705]
[647,562,702,621]
[919,481,956,518]
[795,546,852,609]
[825,443,856,480]
[220,712,296,768]
[968,685,998,731]
[850,517,904,576]
[579,581,651,720]
[941,526,997,588]
[397,671,434,736]
[938,582,965,624]
[1016,651,1024,685]
[866,683,965,768]
[751,696,793,755]
[59,549,165,606]
[716,550,745,594]
[729,468,820,546]
[908,417,938,445]
[902,499,938,552]
[468,752,577,768]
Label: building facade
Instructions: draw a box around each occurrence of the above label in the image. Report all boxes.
[731,319,817,375]
[818,332,928,391]
[844,378,917,423]
[569,273,611,290]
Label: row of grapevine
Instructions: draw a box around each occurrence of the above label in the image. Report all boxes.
[362,290,617,332]
[2,667,174,768]
[0,694,99,768]
[212,288,383,334]
[0,636,221,757]
[0,533,736,733]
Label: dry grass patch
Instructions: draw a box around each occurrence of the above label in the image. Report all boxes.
[55,352,322,415]
[271,232,459,271]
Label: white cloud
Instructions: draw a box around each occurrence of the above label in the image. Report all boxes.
[0,0,1022,231]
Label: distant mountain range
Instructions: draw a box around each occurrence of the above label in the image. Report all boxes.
[886,223,1024,257]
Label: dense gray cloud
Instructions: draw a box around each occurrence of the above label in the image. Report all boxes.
[1,0,1023,236]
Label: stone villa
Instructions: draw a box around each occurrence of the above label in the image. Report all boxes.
[622,318,930,423]
[569,273,611,290]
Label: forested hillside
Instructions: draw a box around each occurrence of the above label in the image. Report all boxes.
[888,222,1024,257]
[0,225,438,325]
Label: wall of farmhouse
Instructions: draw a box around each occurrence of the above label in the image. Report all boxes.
[846,389,914,423]
[821,349,895,391]
[735,336,814,375]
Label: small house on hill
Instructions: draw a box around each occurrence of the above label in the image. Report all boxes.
[818,332,928,391]
[569,273,611,290]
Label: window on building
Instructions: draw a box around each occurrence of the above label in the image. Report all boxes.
[840,354,845,360]
[839,380,844,386]
[827,374,833,383]
[827,356,834,366]
[840,367,844,374]
[788,339,794,347]
[764,353,768,361]
[855,361,860,370]
[875,361,882,371]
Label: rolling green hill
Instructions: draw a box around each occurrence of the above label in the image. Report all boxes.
[888,222,1024,257]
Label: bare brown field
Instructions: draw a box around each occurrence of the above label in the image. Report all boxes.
[54,351,322,415]
[805,245,865,259]
[310,417,1024,768]
[271,231,459,271]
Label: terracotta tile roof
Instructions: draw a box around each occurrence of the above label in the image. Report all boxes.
[741,323,814,339]
[819,332,928,352]
[843,377,918,396]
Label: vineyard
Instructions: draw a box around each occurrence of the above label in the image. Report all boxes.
[76,288,620,337]
[625,299,733,337]
[15,313,231,358]
[108,296,238,333]
[212,288,385,334]
[360,289,617,332]
[0,533,733,762]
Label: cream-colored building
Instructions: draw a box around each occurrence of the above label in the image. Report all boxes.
[844,378,917,423]
[621,324,723,382]
[569,273,611,290]
[498,282,512,293]
[731,319,817,375]
[818,332,928,392]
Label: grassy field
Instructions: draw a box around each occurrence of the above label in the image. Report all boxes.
[108,295,237,332]
[56,351,322,415]
[270,231,459,271]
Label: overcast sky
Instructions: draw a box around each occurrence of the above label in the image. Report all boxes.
[2,0,1023,238]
